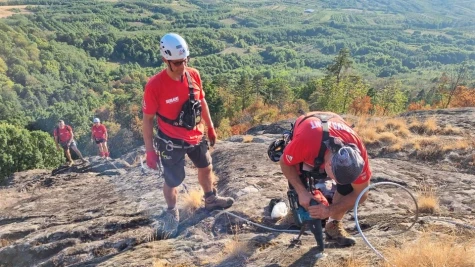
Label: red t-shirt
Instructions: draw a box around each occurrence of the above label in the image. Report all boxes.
[54,125,73,143]
[142,67,205,145]
[282,112,371,184]
[92,124,107,139]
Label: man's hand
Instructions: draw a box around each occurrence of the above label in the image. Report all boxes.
[146,150,159,170]
[308,204,331,219]
[297,191,314,210]
[56,145,61,151]
[207,127,217,147]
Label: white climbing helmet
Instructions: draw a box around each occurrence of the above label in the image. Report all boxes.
[160,33,190,60]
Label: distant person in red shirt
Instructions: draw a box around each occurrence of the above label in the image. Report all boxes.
[142,33,234,239]
[53,120,87,166]
[279,111,372,247]
[91,118,109,158]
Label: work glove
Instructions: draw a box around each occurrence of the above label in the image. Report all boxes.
[146,150,159,170]
[313,190,329,206]
[207,127,217,147]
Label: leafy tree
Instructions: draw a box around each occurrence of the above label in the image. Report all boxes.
[235,74,253,111]
[326,48,352,84]
[0,123,62,183]
[373,80,408,115]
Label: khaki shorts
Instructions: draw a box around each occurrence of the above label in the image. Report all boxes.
[155,132,211,188]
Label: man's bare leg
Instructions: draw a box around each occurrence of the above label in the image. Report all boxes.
[198,165,213,193]
[163,183,178,210]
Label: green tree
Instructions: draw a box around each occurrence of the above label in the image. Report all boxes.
[326,48,352,84]
[374,80,408,115]
[0,123,62,183]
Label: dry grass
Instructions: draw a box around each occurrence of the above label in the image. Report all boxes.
[383,233,475,267]
[355,115,470,162]
[377,132,399,144]
[0,239,12,247]
[412,136,444,160]
[442,139,471,151]
[386,141,404,152]
[354,117,407,146]
[417,185,439,214]
[242,135,254,143]
[439,124,464,135]
[181,188,203,219]
[409,117,438,135]
[153,261,192,267]
[222,237,249,260]
[321,254,371,267]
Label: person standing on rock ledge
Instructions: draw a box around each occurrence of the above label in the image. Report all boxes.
[91,118,110,159]
[142,33,234,239]
[277,111,372,247]
[53,120,88,167]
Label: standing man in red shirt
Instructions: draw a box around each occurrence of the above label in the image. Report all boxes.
[91,118,109,158]
[54,120,88,166]
[279,111,371,247]
[142,33,234,239]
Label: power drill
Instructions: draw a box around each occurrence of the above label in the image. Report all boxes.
[288,190,320,226]
[288,190,324,253]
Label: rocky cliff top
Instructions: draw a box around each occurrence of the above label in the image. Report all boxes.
[1,108,474,267]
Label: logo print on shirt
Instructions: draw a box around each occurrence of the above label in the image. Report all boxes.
[166,96,179,104]
[286,155,293,162]
[142,99,147,109]
[310,120,321,129]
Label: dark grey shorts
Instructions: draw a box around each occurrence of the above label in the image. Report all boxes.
[155,132,211,188]
[60,140,77,150]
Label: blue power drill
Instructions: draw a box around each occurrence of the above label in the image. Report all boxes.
[288,190,325,253]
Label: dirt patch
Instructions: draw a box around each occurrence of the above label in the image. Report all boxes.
[0,5,33,18]
[220,46,247,55]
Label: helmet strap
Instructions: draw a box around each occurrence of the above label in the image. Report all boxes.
[167,61,174,72]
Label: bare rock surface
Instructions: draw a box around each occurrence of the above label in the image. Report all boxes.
[1,108,474,267]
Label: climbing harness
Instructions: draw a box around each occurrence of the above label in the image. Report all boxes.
[154,134,195,151]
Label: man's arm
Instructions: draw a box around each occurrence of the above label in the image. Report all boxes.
[308,180,370,219]
[328,180,370,217]
[279,157,315,210]
[142,113,155,152]
[104,126,108,140]
[68,127,74,144]
[54,133,59,147]
[200,98,214,129]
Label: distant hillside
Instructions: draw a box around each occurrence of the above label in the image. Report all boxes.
[0,0,473,180]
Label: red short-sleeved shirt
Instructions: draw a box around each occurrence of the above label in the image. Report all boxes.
[142,67,205,145]
[282,112,372,184]
[54,125,72,143]
[92,124,107,139]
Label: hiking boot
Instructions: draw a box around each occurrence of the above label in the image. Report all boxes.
[325,220,356,246]
[155,208,179,239]
[205,188,234,211]
[81,158,89,164]
[67,161,74,167]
